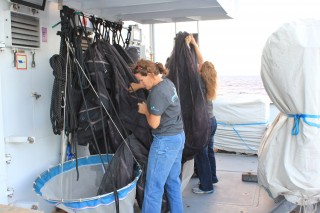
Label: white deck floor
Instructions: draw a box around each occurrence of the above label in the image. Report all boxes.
[182,152,278,213]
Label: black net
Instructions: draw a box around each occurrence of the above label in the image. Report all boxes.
[97,142,135,195]
[50,7,170,211]
[167,31,211,162]
[78,39,153,208]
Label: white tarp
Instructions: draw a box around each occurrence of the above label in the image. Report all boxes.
[258,19,320,205]
[213,96,269,154]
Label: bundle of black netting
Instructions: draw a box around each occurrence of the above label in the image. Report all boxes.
[96,41,170,211]
[97,141,135,195]
[97,134,169,212]
[98,40,152,150]
[166,31,211,162]
[76,39,156,209]
[77,40,152,152]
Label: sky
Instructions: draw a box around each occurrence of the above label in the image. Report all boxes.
[151,18,278,76]
[138,0,320,76]
[202,0,320,76]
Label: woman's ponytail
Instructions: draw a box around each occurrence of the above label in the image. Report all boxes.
[156,62,169,76]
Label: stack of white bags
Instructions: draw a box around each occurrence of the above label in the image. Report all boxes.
[213,96,270,154]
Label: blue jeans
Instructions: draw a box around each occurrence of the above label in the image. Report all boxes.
[142,131,185,213]
[195,117,218,191]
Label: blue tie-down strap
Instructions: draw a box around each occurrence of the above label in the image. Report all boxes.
[288,114,320,135]
[217,121,268,151]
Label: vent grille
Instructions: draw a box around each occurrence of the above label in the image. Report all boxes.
[10,12,40,48]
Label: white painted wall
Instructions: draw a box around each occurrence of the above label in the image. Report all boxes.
[0,1,62,212]
[0,0,8,204]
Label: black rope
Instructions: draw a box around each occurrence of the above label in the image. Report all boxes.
[105,21,111,43]
[124,25,132,49]
[49,54,65,135]
[49,6,73,135]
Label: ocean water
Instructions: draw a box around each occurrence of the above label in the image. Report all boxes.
[216,75,279,122]
[217,75,269,99]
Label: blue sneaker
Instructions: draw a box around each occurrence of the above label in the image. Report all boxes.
[192,187,214,194]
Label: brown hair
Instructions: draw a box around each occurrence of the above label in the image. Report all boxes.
[200,61,217,101]
[133,59,169,76]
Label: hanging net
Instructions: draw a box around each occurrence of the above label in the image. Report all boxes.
[166,31,210,162]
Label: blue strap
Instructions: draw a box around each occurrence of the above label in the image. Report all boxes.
[288,114,320,135]
[231,126,254,151]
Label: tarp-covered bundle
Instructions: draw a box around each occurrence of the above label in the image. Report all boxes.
[258,19,320,205]
[167,31,210,162]
[213,96,269,154]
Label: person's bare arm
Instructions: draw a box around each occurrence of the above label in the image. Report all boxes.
[190,35,204,69]
[137,102,161,129]
[128,82,145,92]
[185,34,203,71]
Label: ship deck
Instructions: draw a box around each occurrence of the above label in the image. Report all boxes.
[183,152,278,213]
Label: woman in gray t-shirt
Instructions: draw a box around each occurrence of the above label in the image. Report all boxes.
[133,59,185,213]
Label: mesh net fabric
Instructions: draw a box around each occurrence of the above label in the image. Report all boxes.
[77,40,152,152]
[41,161,106,200]
[36,154,140,213]
[167,31,211,162]
[76,40,153,209]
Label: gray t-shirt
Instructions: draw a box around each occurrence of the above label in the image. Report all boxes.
[147,78,184,135]
[200,78,214,118]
